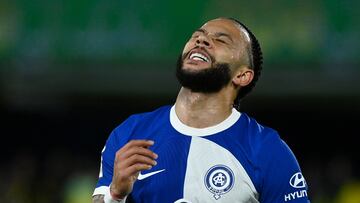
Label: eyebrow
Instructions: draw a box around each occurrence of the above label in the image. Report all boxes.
[195,29,233,42]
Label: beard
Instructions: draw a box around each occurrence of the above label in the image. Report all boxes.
[175,53,232,93]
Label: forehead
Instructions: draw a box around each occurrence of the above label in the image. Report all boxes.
[200,19,249,42]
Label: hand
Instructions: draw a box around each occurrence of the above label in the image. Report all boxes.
[110,140,158,199]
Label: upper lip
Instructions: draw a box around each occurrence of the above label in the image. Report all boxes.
[187,48,212,63]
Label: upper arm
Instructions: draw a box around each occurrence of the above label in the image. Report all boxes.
[258,135,310,203]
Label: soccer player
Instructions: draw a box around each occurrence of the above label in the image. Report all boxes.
[92,17,310,203]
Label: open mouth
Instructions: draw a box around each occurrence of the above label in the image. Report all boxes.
[189,52,210,62]
[187,49,212,64]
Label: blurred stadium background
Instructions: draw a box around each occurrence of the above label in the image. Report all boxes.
[1,0,359,202]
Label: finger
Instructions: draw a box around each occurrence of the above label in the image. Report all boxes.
[120,146,158,160]
[120,140,154,152]
[124,163,153,177]
[121,154,157,168]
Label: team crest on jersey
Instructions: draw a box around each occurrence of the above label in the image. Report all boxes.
[204,165,234,200]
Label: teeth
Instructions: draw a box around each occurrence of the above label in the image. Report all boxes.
[190,53,209,62]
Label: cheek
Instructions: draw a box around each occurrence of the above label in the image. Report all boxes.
[225,50,243,65]
[182,41,193,54]
[216,50,237,63]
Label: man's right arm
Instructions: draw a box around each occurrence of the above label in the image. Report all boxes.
[93,194,104,203]
[93,140,158,202]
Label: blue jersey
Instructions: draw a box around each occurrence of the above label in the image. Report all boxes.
[93,105,310,203]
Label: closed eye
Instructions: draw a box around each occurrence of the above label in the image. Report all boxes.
[215,32,233,44]
[216,38,227,44]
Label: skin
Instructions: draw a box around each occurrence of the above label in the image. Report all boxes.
[176,18,254,128]
[92,18,254,203]
[111,140,158,200]
[93,195,105,203]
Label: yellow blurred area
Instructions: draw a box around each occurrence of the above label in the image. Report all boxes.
[63,174,96,203]
[335,181,360,203]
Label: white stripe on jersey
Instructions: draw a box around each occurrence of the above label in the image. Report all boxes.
[182,137,259,202]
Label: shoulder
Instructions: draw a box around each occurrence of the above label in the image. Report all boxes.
[107,105,171,143]
[239,113,298,167]
[239,114,309,202]
[237,113,282,154]
[102,105,172,157]
[113,105,171,132]
[131,105,172,122]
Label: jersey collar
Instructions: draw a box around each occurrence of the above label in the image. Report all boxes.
[169,105,241,136]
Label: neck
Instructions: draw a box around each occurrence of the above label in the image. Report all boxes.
[174,87,235,128]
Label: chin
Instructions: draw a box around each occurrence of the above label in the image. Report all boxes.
[182,63,212,72]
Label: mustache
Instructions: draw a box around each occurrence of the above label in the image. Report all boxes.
[182,47,215,62]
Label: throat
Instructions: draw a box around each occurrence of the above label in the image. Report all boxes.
[175,103,233,128]
[175,87,235,128]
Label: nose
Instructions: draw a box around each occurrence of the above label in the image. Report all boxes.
[196,35,211,48]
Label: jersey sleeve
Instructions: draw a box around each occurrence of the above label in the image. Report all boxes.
[92,131,118,195]
[258,132,310,203]
[93,116,137,196]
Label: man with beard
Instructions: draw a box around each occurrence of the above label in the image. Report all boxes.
[92,18,310,203]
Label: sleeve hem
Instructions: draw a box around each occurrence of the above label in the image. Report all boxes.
[93,185,127,203]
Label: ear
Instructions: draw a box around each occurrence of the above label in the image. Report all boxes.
[232,67,254,87]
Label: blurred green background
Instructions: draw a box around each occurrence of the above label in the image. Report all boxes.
[0,0,359,203]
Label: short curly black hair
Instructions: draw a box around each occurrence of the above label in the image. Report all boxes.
[225,18,263,110]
